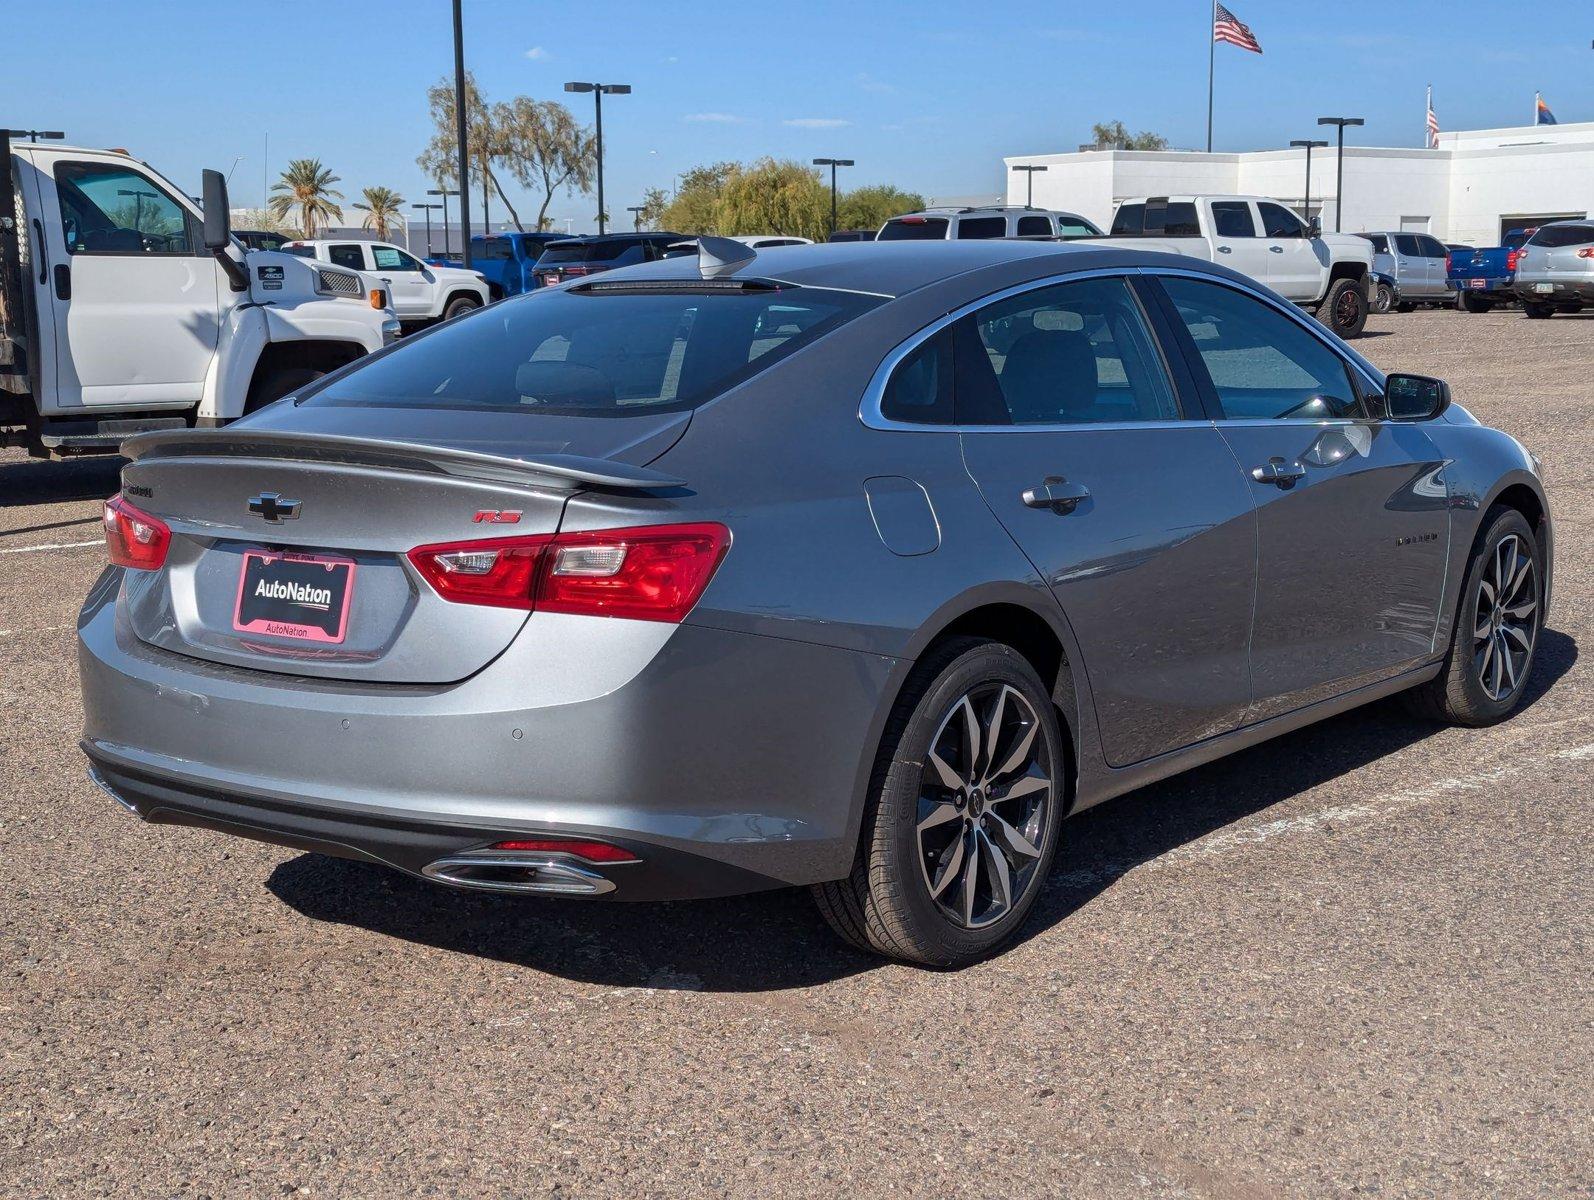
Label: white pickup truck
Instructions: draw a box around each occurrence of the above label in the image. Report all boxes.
[282,239,490,329]
[1098,195,1376,337]
[0,136,398,458]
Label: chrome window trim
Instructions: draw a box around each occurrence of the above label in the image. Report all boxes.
[858,264,1386,433]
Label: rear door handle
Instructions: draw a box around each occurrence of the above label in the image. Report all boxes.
[1022,477,1091,513]
[1269,245,1285,253]
[1250,457,1307,488]
[1216,245,1233,254]
[53,262,70,300]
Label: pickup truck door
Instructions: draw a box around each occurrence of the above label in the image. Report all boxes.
[1416,236,1450,297]
[368,244,433,318]
[1391,233,1428,298]
[1208,199,1271,283]
[29,149,222,412]
[1256,202,1323,302]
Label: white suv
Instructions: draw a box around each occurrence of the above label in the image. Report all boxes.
[282,239,491,327]
[877,206,1101,241]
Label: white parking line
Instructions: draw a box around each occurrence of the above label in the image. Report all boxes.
[0,539,101,555]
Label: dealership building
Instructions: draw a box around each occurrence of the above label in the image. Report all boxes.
[1004,120,1594,245]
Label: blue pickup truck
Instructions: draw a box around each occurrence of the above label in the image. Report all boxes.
[470,231,571,299]
[1448,229,1534,313]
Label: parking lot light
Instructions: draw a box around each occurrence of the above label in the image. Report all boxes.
[566,82,632,235]
[812,158,854,237]
[1011,164,1049,208]
[1317,117,1365,232]
[1289,139,1328,225]
[412,202,442,257]
[427,188,460,258]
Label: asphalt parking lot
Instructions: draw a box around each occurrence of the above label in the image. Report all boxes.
[2,308,1589,1198]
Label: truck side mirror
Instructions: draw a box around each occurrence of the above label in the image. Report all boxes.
[1384,373,1450,421]
[201,169,231,251]
[1308,215,1322,238]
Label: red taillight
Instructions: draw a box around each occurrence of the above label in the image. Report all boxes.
[1577,247,1594,259]
[490,838,641,863]
[1507,248,1523,271]
[408,523,730,622]
[102,494,171,570]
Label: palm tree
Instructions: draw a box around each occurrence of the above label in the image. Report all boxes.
[269,159,344,238]
[354,186,406,241]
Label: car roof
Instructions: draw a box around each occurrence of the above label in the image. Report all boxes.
[546,231,682,246]
[566,239,1205,299]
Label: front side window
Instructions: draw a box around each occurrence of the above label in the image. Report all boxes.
[371,245,424,271]
[1212,201,1256,238]
[956,217,1008,240]
[1394,234,1422,257]
[955,276,1179,426]
[1258,202,1306,238]
[329,244,367,270]
[54,161,195,255]
[305,285,880,418]
[1160,276,1360,421]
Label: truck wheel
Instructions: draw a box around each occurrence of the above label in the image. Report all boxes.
[1372,283,1393,314]
[1523,301,1555,320]
[443,295,481,321]
[245,366,323,415]
[1462,293,1493,314]
[1319,277,1368,338]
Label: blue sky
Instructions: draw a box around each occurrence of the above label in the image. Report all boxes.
[12,0,1593,233]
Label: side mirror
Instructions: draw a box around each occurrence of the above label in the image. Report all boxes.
[1384,373,1450,422]
[201,168,231,251]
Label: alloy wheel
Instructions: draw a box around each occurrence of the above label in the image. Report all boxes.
[916,683,1053,929]
[1473,532,1538,702]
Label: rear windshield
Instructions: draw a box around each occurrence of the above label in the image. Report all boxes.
[280,245,315,258]
[538,239,650,265]
[1529,224,1594,248]
[878,217,949,241]
[303,285,882,418]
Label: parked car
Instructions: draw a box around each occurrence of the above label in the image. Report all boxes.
[532,232,684,287]
[472,231,575,298]
[1511,220,1594,318]
[1357,232,1452,310]
[1099,195,1375,337]
[282,238,490,327]
[80,238,1551,968]
[1448,229,1534,313]
[0,137,395,458]
[828,229,877,243]
[1369,267,1400,314]
[878,206,1102,242]
[233,229,292,252]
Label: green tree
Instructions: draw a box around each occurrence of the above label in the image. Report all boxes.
[635,186,671,231]
[418,71,521,229]
[1090,120,1168,151]
[836,184,925,233]
[353,186,406,240]
[269,159,344,238]
[658,161,740,234]
[493,97,595,232]
[712,158,829,241]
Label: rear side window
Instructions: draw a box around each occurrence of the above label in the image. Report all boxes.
[479,238,514,261]
[881,330,953,424]
[1016,216,1052,236]
[1529,224,1594,248]
[1212,201,1256,238]
[878,217,949,241]
[955,276,1179,426]
[1361,234,1390,253]
[1056,218,1099,238]
[1111,204,1144,235]
[329,245,366,270]
[956,217,1008,240]
[305,285,881,418]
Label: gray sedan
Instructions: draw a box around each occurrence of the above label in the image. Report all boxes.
[79,239,1552,967]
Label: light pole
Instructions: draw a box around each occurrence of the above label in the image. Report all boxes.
[1288,139,1327,225]
[811,157,854,237]
[565,82,632,234]
[1011,164,1049,207]
[626,205,646,232]
[1316,116,1364,232]
[412,202,442,257]
[451,0,471,267]
[428,187,460,259]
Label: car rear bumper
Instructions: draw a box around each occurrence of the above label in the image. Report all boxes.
[1513,277,1594,303]
[77,574,897,899]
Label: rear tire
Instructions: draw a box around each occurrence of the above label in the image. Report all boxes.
[812,639,1065,968]
[1523,301,1555,319]
[1372,283,1394,314]
[1401,506,1541,726]
[443,294,482,321]
[1319,276,1368,338]
[1462,293,1492,314]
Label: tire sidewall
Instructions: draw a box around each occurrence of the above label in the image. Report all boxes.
[1323,278,1368,338]
[444,296,481,320]
[1448,508,1540,720]
[879,644,1066,963]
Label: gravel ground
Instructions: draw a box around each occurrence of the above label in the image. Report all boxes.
[1,308,1589,1198]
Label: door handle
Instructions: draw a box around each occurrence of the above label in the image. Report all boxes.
[1216,245,1233,254]
[1269,245,1285,253]
[1022,477,1091,513]
[1250,457,1306,488]
[53,262,71,301]
[31,218,48,283]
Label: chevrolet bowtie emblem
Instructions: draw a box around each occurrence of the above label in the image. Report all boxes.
[248,492,301,522]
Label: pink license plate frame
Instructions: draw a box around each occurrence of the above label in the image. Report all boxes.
[232,550,357,644]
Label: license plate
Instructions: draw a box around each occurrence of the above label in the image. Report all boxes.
[233,550,356,644]
[1468,278,1484,289]
[1534,283,1555,293]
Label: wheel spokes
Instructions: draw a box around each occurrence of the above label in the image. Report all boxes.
[981,831,1012,912]
[986,810,1042,864]
[918,800,962,836]
[929,831,966,900]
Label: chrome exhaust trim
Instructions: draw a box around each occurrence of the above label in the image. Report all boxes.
[88,766,140,816]
[421,851,617,896]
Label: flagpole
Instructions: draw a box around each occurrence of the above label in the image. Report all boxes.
[1426,84,1432,148]
[1533,91,1539,126]
[1206,0,1216,152]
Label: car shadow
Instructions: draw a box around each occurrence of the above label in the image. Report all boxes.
[0,455,123,508]
[266,628,1576,992]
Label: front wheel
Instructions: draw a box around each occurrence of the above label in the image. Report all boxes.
[1319,277,1368,338]
[1372,283,1394,314]
[1402,506,1541,726]
[812,639,1065,968]
[443,294,482,321]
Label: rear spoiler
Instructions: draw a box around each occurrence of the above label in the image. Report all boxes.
[120,428,686,492]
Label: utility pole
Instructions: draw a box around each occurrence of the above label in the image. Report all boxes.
[1288,139,1327,224]
[1316,116,1365,233]
[566,82,632,234]
[452,0,472,267]
[812,158,854,237]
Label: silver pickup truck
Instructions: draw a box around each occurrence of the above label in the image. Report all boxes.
[1095,195,1376,337]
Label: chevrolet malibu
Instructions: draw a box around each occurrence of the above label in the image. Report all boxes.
[79,239,1552,967]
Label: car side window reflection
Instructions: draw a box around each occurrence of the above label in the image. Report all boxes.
[1159,276,1363,421]
[955,276,1180,426]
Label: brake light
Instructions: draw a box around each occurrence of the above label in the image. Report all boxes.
[1577,247,1594,259]
[1507,248,1523,271]
[897,216,927,225]
[102,494,171,570]
[407,523,729,622]
[490,838,641,863]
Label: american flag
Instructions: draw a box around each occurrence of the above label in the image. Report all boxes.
[1213,3,1262,53]
[1426,88,1440,148]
